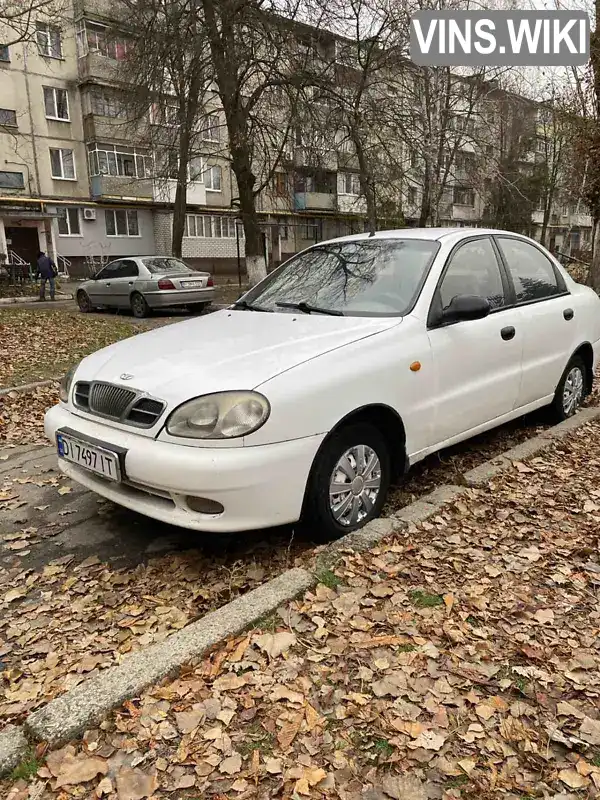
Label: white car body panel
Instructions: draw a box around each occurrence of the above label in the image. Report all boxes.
[45,227,600,533]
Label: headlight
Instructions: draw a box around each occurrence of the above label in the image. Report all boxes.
[166,391,270,439]
[59,364,78,403]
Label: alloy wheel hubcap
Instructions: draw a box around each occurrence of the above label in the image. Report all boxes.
[563,366,584,415]
[329,444,381,527]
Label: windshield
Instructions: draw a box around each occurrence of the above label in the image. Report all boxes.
[241,239,439,317]
[142,257,191,274]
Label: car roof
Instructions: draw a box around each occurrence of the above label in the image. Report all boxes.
[317,227,535,246]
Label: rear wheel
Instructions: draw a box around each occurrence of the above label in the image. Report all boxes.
[77,290,93,313]
[130,292,150,319]
[549,354,586,422]
[302,422,391,543]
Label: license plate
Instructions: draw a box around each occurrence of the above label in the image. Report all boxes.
[57,433,121,482]
[181,280,203,288]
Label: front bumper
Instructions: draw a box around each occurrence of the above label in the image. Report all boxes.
[45,404,323,532]
[145,287,215,308]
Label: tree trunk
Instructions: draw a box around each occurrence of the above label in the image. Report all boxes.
[418,166,431,226]
[234,155,266,285]
[540,203,551,247]
[354,139,376,233]
[588,215,600,291]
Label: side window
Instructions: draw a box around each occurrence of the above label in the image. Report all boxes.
[439,238,505,311]
[496,238,563,303]
[117,259,139,278]
[95,261,119,279]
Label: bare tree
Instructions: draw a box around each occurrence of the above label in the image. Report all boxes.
[0,0,54,46]
[113,0,213,258]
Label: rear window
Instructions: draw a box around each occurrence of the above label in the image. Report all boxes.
[142,257,192,274]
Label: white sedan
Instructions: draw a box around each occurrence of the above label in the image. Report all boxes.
[45,228,600,540]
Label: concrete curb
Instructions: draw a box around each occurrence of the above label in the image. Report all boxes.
[25,567,316,747]
[0,726,29,776]
[1,407,600,774]
[0,379,58,397]
[0,293,72,305]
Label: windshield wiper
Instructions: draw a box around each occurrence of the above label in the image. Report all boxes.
[232,299,273,312]
[276,301,344,316]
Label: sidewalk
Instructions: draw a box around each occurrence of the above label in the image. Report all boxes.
[6,417,600,799]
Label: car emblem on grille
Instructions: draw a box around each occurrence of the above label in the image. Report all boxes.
[120,373,134,380]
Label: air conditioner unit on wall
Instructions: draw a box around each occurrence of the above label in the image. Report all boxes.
[83,208,96,221]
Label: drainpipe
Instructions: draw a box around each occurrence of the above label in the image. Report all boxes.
[23,43,41,196]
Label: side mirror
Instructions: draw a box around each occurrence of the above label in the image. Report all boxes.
[441,294,491,324]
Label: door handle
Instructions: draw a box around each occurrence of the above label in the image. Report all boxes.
[105,282,111,286]
[501,326,516,341]
[563,308,574,320]
[128,281,133,285]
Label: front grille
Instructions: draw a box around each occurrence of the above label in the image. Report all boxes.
[73,381,165,429]
[89,382,136,418]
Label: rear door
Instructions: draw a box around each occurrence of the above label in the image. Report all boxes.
[427,235,523,446]
[494,236,575,409]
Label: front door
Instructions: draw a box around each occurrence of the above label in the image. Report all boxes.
[5,226,39,275]
[109,259,139,307]
[87,261,122,306]
[427,236,523,447]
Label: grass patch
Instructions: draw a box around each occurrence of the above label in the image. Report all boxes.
[237,723,275,756]
[591,752,600,767]
[0,308,140,387]
[373,738,394,759]
[253,612,278,633]
[397,643,416,652]
[315,567,342,590]
[11,752,41,781]
[446,775,470,788]
[409,589,444,608]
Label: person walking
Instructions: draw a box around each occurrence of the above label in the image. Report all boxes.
[36,251,57,301]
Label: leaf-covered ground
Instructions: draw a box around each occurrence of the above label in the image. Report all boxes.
[0,309,142,388]
[4,418,600,799]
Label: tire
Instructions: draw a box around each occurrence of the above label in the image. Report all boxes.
[130,292,150,319]
[549,354,586,422]
[302,422,391,543]
[77,290,93,313]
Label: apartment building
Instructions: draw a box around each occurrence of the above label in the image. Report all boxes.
[0,4,591,280]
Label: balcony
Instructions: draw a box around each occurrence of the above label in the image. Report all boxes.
[338,194,367,215]
[294,192,336,212]
[90,174,153,201]
[153,180,206,206]
[293,146,337,172]
[78,53,121,85]
[83,114,139,144]
[452,205,480,222]
[74,0,116,21]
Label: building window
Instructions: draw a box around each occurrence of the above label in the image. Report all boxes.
[184,215,237,238]
[0,46,9,62]
[279,223,288,240]
[77,20,129,60]
[0,108,17,127]
[201,112,220,142]
[151,103,179,127]
[0,170,24,189]
[49,148,76,180]
[36,22,62,59]
[43,87,69,121]
[105,209,140,237]
[410,149,418,168]
[453,186,475,206]
[337,172,360,195]
[57,207,81,236]
[204,164,221,191]
[408,186,417,205]
[88,144,150,179]
[273,173,288,196]
[300,220,318,240]
[91,89,126,118]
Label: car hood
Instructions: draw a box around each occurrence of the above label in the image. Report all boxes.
[74,309,401,408]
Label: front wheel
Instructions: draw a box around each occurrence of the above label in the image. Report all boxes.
[77,290,93,313]
[302,423,391,543]
[130,292,150,319]
[549,355,586,422]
